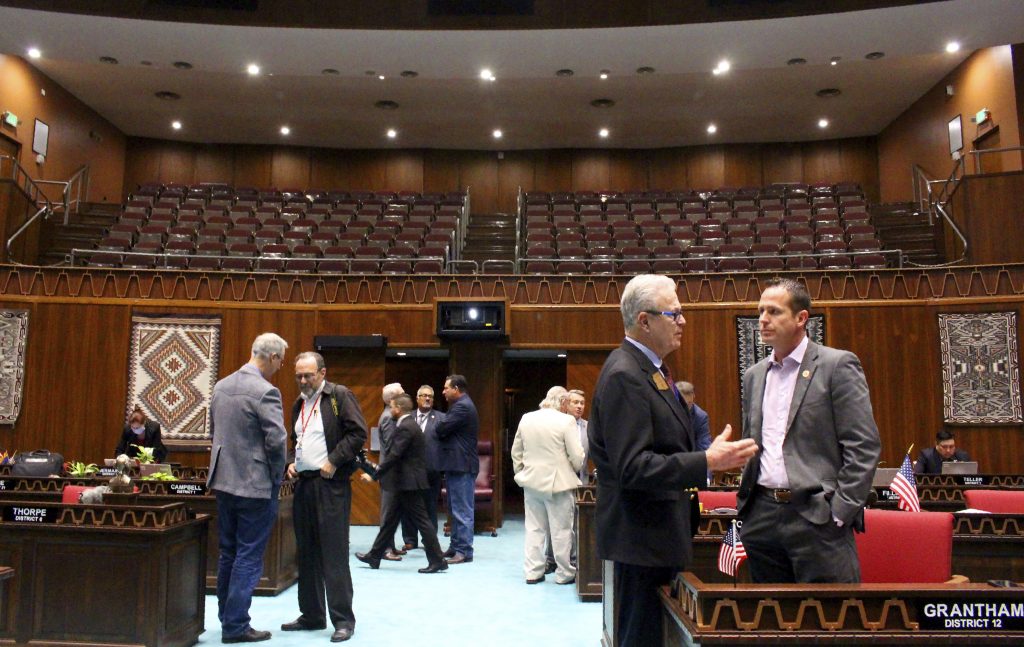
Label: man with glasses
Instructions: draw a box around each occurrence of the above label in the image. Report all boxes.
[208,333,290,644]
[282,352,368,643]
[914,430,971,474]
[398,385,447,549]
[590,275,757,647]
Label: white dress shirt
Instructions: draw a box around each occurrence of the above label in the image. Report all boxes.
[294,382,329,472]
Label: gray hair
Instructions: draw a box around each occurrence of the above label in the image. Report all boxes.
[540,385,568,409]
[251,333,288,360]
[294,351,325,370]
[677,381,695,397]
[382,382,404,403]
[620,274,676,330]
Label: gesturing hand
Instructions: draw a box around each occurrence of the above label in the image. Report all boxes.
[705,424,758,472]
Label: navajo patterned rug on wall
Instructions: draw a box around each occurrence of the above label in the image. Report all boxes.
[939,312,1022,424]
[126,314,222,443]
[0,310,29,424]
[736,314,825,405]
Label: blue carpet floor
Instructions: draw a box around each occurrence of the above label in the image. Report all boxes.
[200,515,603,647]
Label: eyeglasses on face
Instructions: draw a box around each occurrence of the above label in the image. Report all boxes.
[645,310,685,322]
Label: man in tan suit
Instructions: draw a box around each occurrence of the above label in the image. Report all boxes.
[511,386,585,585]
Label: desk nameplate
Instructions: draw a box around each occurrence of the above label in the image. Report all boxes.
[1,503,58,523]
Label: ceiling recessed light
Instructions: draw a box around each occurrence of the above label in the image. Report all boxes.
[400,70,419,78]
[590,98,616,108]
[321,68,339,75]
[818,118,829,129]
[557,353,567,358]
[865,51,885,60]
[171,121,182,130]
[636,66,655,75]
[712,59,731,75]
[99,56,119,65]
[480,68,495,81]
[247,63,261,75]
[599,70,610,80]
[830,56,841,66]
[396,352,407,357]
[706,123,717,134]
[378,74,386,80]
[598,128,609,138]
[816,87,842,98]
[787,57,807,66]
[140,60,153,66]
[945,41,961,54]
[173,61,193,70]
[386,129,397,139]
[556,68,574,77]
[374,100,399,110]
[492,129,503,139]
[27,47,41,59]
[280,126,291,136]
[154,91,181,101]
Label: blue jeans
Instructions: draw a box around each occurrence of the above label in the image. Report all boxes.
[445,471,475,558]
[215,489,279,637]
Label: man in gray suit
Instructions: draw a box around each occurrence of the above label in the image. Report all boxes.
[737,278,881,583]
[208,333,289,643]
[373,383,405,560]
[403,384,446,545]
[566,389,590,483]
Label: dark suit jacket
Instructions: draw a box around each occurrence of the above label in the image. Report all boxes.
[736,341,881,530]
[914,447,971,474]
[115,421,167,462]
[692,403,711,451]
[375,415,430,492]
[589,340,707,568]
[434,394,479,474]
[419,409,447,473]
[290,381,368,480]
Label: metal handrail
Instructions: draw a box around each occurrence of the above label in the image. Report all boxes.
[1,154,55,264]
[911,162,968,267]
[968,145,1024,174]
[34,164,89,224]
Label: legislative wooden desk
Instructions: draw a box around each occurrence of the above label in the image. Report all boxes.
[872,474,1024,512]
[659,572,1024,646]
[575,485,600,602]
[0,474,297,596]
[0,500,208,647]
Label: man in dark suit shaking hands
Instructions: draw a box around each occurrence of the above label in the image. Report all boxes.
[590,274,758,647]
[736,278,880,584]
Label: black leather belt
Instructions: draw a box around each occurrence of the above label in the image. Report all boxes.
[755,484,792,503]
[298,469,320,479]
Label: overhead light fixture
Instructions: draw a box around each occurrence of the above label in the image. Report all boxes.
[830,56,841,66]
[945,41,961,54]
[492,129,503,139]
[396,351,407,357]
[378,74,386,80]
[280,126,291,135]
[386,129,397,139]
[557,353,567,358]
[171,120,182,130]
[480,68,495,81]
[27,47,41,59]
[818,118,829,129]
[707,123,717,135]
[247,63,261,75]
[712,59,731,75]
[599,70,610,80]
[599,128,609,138]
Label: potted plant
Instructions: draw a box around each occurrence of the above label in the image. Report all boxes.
[133,445,171,477]
[65,460,100,477]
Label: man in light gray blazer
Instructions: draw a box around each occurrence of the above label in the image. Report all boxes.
[207,333,289,643]
[737,279,880,584]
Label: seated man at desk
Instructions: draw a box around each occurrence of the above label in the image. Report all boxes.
[914,430,971,474]
[115,407,168,463]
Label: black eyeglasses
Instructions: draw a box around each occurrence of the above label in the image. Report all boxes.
[645,310,684,322]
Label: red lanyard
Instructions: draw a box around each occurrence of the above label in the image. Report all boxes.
[299,394,322,438]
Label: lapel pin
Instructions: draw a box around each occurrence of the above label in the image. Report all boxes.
[802,370,811,378]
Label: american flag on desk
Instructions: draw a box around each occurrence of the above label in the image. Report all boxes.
[717,520,746,576]
[889,454,921,512]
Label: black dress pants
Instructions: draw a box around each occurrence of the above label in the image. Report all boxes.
[371,488,445,565]
[293,475,355,631]
[401,469,441,545]
[613,561,679,647]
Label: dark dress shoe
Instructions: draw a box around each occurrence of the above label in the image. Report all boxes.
[222,629,272,643]
[331,627,354,643]
[418,561,449,574]
[544,561,557,574]
[442,547,456,558]
[390,546,407,556]
[281,618,326,631]
[382,549,403,561]
[354,552,381,569]
[402,542,418,551]
[526,575,545,584]
[445,553,472,564]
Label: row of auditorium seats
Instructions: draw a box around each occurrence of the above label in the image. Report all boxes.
[86,253,447,274]
[524,240,885,260]
[524,254,887,274]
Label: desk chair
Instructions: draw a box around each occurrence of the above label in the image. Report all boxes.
[964,489,1024,513]
[855,508,962,583]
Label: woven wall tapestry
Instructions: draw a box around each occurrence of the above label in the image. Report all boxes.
[939,312,1022,424]
[126,314,221,443]
[736,314,825,404]
[0,310,30,424]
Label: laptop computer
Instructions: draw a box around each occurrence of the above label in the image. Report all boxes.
[941,461,979,475]
[872,467,898,488]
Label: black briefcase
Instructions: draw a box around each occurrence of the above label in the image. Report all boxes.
[11,449,65,477]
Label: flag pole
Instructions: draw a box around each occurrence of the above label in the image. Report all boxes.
[731,519,738,588]
[906,443,914,456]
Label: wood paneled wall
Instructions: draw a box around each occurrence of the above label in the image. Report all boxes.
[948,171,1024,264]
[124,136,881,213]
[2,291,1022,516]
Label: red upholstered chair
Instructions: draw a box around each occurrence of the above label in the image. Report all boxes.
[963,490,1024,513]
[855,509,957,583]
[697,490,737,511]
[62,485,91,504]
[474,440,497,536]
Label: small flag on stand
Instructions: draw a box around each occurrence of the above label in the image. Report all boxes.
[718,520,746,576]
[889,453,921,512]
